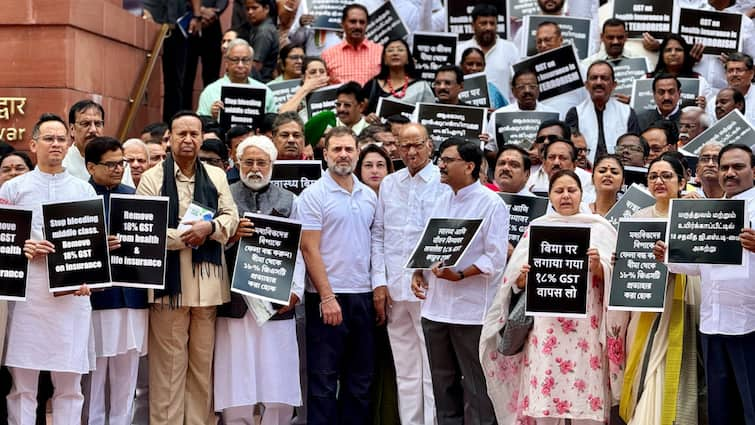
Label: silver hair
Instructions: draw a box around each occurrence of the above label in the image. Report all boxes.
[122,138,149,156]
[680,105,711,129]
[237,135,278,162]
[225,38,254,57]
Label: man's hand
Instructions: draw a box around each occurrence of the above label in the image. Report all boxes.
[277,293,300,315]
[411,270,428,299]
[107,235,121,252]
[23,239,55,260]
[373,286,389,326]
[180,220,213,247]
[320,295,342,326]
[653,240,667,263]
[690,43,705,62]
[613,93,631,104]
[74,284,91,296]
[431,263,462,282]
[299,14,315,26]
[741,228,755,253]
[642,33,660,51]
[229,217,255,245]
[211,100,225,120]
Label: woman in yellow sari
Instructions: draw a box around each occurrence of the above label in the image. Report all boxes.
[620,153,705,425]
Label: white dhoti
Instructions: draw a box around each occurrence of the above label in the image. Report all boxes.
[214,311,301,423]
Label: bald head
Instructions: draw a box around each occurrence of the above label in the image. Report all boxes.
[398,123,432,176]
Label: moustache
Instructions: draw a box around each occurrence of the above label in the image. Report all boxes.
[245,171,264,180]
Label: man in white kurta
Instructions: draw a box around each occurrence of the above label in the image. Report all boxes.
[0,113,96,425]
[412,137,509,425]
[213,136,304,425]
[371,123,443,425]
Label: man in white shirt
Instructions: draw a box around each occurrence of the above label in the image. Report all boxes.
[708,53,755,124]
[62,99,135,186]
[371,123,441,425]
[456,4,520,101]
[297,126,385,425]
[512,0,599,57]
[564,60,640,163]
[411,137,509,425]
[526,134,596,202]
[656,143,755,425]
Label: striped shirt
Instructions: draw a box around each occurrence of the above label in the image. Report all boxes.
[321,39,383,86]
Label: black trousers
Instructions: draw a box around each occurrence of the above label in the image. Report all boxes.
[182,19,223,110]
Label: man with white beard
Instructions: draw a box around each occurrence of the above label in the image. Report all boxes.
[213,135,305,425]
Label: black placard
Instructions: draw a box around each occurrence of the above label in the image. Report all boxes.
[267,79,301,111]
[605,183,655,229]
[497,193,549,246]
[526,224,590,317]
[219,84,267,131]
[43,198,111,292]
[447,0,507,41]
[405,218,483,269]
[458,72,490,108]
[0,206,32,300]
[522,16,591,59]
[270,160,323,195]
[507,0,539,22]
[376,97,416,121]
[613,0,673,39]
[677,8,742,55]
[512,45,584,101]
[667,198,746,265]
[609,219,668,312]
[366,1,409,45]
[308,0,351,30]
[621,166,649,194]
[231,213,302,305]
[680,110,755,157]
[307,84,340,119]
[415,103,487,151]
[493,111,559,149]
[630,77,700,112]
[609,57,650,96]
[412,32,459,82]
[109,195,168,289]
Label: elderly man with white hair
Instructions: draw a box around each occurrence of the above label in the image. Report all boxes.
[214,135,305,425]
[196,38,277,121]
[122,138,150,187]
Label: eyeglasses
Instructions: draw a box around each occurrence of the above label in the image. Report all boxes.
[286,55,305,61]
[399,142,426,152]
[36,135,68,144]
[699,154,719,164]
[97,160,127,171]
[438,156,466,165]
[576,147,592,155]
[534,134,561,145]
[240,159,271,168]
[76,120,105,129]
[647,172,676,182]
[199,157,225,167]
[616,145,644,154]
[227,56,252,64]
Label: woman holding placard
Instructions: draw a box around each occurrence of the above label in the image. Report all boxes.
[589,154,624,216]
[619,153,704,425]
[480,169,628,425]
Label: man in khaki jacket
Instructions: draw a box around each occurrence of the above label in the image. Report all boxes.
[137,111,239,425]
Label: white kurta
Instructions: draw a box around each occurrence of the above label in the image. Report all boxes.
[0,168,96,373]
[91,309,148,357]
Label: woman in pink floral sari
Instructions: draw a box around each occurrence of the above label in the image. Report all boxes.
[480,169,629,425]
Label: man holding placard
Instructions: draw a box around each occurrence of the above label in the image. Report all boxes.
[197,38,276,121]
[137,111,239,425]
[215,135,304,424]
[411,137,508,425]
[655,144,755,425]
[0,113,97,424]
[84,136,149,425]
[372,123,442,425]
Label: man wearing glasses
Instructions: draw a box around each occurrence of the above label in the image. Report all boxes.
[84,136,148,425]
[196,38,276,122]
[62,99,135,187]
